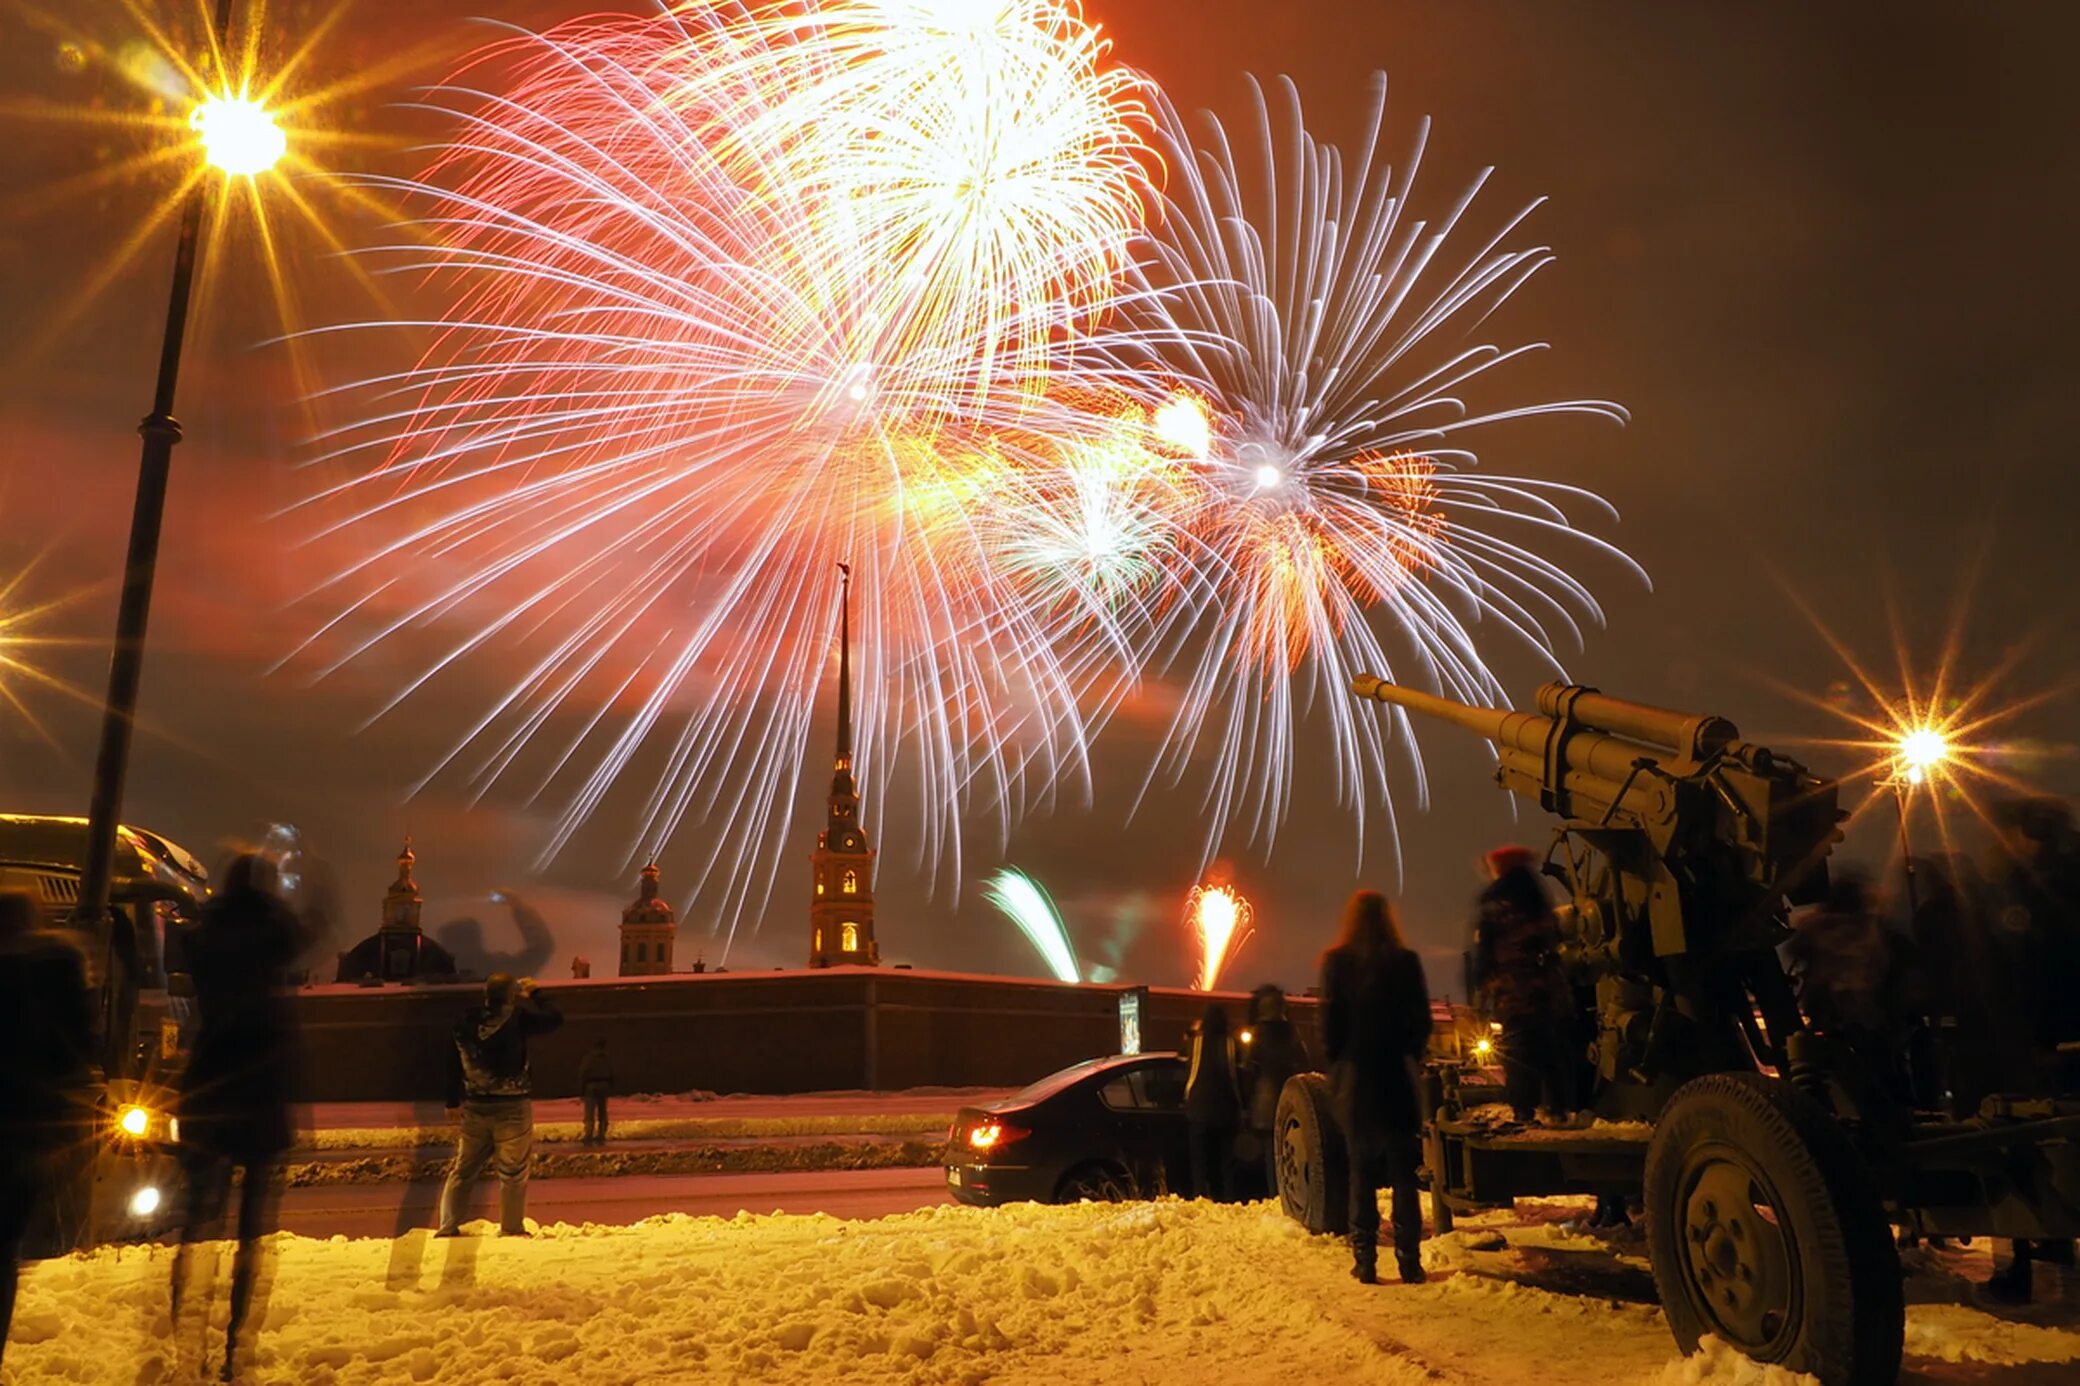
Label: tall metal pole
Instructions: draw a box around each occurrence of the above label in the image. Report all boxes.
[72,0,238,936]
[1893,780,1920,915]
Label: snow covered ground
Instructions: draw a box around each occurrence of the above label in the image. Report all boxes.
[9,1196,2077,1384]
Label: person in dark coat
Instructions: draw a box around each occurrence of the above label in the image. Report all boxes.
[1241,984,1310,1197]
[1183,1003,1243,1201]
[1321,890,1433,1284]
[437,973,562,1236]
[0,891,92,1369]
[1787,868,1895,1050]
[171,854,311,1375]
[1471,846,1578,1125]
[1978,798,2080,1302]
[579,1037,613,1146]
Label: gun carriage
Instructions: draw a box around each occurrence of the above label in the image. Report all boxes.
[1272,679,2080,1386]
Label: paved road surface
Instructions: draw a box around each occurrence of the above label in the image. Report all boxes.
[302,1088,1008,1133]
[275,1165,952,1238]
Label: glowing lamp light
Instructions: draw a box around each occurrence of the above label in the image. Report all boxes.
[117,1104,152,1138]
[1897,726,1949,784]
[1238,1028,1254,1046]
[1473,1038,1494,1060]
[129,1185,163,1218]
[190,94,286,176]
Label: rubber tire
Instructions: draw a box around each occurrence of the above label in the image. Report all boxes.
[1054,1161,1133,1204]
[1275,1073,1349,1236]
[1644,1072,1903,1386]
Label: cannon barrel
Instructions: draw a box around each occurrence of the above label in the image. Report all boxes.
[1531,685,1738,761]
[1350,675,1703,824]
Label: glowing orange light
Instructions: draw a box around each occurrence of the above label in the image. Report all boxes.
[1897,726,1949,785]
[1186,882,1253,991]
[967,1120,1024,1151]
[191,92,286,176]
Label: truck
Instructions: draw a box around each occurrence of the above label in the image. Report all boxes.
[1272,679,2080,1386]
[0,813,208,1252]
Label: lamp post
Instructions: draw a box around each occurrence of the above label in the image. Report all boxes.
[1887,724,1950,914]
[71,0,283,936]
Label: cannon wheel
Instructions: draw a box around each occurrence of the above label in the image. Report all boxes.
[1644,1072,1902,1386]
[1274,1073,1349,1236]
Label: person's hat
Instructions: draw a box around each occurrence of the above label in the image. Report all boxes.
[1484,845,1537,877]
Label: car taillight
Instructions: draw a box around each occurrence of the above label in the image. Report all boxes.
[966,1120,1028,1154]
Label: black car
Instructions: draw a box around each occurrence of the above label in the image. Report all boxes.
[945,1052,1191,1205]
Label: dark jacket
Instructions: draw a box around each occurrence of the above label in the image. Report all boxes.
[579,1046,613,1091]
[1243,1016,1310,1133]
[1184,1023,1243,1127]
[178,886,309,1161]
[1472,867,1568,1023]
[447,992,563,1105]
[1321,943,1432,1139]
[0,932,93,1158]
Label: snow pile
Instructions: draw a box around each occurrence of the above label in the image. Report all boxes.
[12,1198,2079,1384]
[1651,1336,1819,1385]
[1905,1303,2080,1366]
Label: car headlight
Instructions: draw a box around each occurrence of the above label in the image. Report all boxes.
[117,1105,152,1138]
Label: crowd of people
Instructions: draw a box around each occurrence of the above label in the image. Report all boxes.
[0,851,574,1378]
[2,792,2077,1368]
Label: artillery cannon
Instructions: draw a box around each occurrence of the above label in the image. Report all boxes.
[1271,678,2080,1386]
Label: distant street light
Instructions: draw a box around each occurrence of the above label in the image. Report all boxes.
[72,0,283,975]
[191,94,287,177]
[1887,722,1951,913]
[1896,726,1950,787]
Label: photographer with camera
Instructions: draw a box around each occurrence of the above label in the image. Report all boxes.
[435,973,562,1238]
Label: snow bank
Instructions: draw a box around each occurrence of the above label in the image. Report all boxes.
[12,1198,2077,1384]
[1651,1336,1819,1385]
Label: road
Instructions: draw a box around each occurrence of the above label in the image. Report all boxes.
[274,1164,952,1238]
[301,1088,1007,1133]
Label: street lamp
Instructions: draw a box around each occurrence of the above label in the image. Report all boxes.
[71,2,284,965]
[191,93,287,177]
[1887,721,1951,912]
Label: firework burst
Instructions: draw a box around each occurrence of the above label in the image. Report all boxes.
[1099,76,1642,869]
[291,1,1153,943]
[1184,881,1252,991]
[982,865,1080,983]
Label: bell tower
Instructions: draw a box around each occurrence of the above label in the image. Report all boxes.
[809,563,878,967]
[618,861,677,977]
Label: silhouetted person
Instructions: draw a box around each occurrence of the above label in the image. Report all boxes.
[580,1038,613,1146]
[1472,846,1577,1125]
[1788,869,1896,1049]
[437,973,562,1236]
[1980,798,2080,1303]
[1321,890,1433,1284]
[1242,984,1310,1198]
[171,854,310,1379]
[0,891,91,1369]
[1184,1003,1242,1201]
[1986,796,2080,1077]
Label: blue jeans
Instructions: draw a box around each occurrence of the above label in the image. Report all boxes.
[437,1098,533,1235]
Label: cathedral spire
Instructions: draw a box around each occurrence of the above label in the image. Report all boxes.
[835,561,853,772]
[810,559,877,967]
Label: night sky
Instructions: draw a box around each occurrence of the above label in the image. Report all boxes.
[2,1,2075,994]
